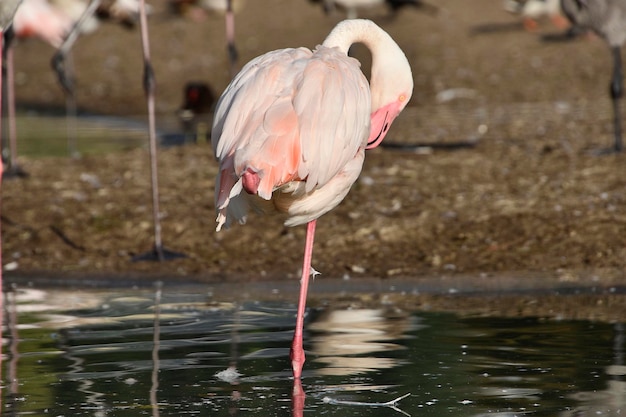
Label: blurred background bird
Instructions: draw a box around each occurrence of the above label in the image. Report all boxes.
[177,81,214,143]
[503,0,570,31]
[309,0,438,19]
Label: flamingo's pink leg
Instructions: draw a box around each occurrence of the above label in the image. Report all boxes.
[290,220,316,379]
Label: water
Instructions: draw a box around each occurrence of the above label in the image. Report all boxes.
[2,284,625,417]
[6,113,189,158]
[6,114,149,157]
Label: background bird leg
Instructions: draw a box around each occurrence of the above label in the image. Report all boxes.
[0,0,23,385]
[225,0,238,78]
[2,25,27,177]
[610,45,623,152]
[51,0,104,158]
[132,0,186,262]
[51,0,102,96]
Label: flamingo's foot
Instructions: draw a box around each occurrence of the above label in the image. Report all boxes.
[132,245,187,262]
[2,165,28,179]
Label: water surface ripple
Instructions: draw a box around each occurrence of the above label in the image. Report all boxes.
[2,285,623,416]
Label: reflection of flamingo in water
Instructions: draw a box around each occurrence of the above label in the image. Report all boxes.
[150,282,162,417]
[309,308,410,376]
[212,18,413,379]
[564,323,626,415]
[214,302,243,414]
[5,285,21,413]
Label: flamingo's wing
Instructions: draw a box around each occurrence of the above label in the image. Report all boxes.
[295,44,370,193]
[212,47,312,229]
[213,47,313,198]
[213,48,297,157]
[211,45,370,228]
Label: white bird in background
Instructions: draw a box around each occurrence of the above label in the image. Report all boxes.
[310,0,438,20]
[503,0,570,31]
[212,18,413,379]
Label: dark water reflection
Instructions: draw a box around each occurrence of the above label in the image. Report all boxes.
[2,284,625,416]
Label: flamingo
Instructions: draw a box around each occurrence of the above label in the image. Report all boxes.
[212,18,413,378]
[49,0,145,157]
[310,0,438,20]
[2,0,73,177]
[51,0,144,97]
[2,0,142,176]
[45,0,182,261]
[133,0,186,262]
[0,0,24,377]
[560,0,626,152]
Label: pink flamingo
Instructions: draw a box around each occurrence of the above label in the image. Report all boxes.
[0,0,24,380]
[212,18,413,378]
[44,0,181,261]
[132,0,188,261]
[10,0,71,46]
[51,0,144,97]
[2,0,73,176]
[3,0,140,174]
[49,0,144,158]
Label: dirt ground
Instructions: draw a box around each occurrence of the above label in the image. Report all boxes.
[2,0,626,318]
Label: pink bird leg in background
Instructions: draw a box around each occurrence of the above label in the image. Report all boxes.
[0,0,24,384]
[211,18,413,379]
[3,0,73,177]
